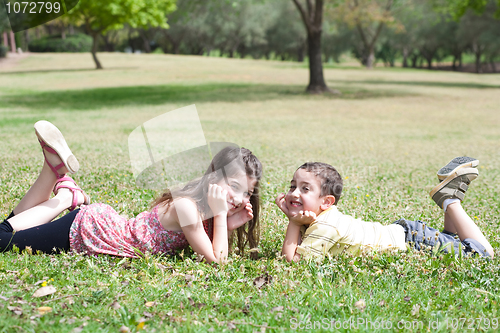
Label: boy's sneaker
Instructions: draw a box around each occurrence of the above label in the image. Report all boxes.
[430,167,478,209]
[437,156,479,181]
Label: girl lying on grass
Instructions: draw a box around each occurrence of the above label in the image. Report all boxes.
[0,121,262,264]
[276,160,494,262]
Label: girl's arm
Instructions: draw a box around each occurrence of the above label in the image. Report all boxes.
[176,185,230,264]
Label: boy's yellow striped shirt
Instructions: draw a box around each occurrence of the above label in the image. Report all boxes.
[296,206,407,258]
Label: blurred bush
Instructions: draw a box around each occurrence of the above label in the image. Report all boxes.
[0,45,7,58]
[28,34,92,52]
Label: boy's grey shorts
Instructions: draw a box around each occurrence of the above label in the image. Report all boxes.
[393,219,490,258]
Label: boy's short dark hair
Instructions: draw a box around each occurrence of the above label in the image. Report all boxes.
[298,162,343,205]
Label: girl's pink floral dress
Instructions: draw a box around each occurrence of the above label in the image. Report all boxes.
[70,203,213,257]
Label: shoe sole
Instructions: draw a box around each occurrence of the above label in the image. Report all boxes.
[430,167,478,199]
[34,120,79,174]
[437,157,478,181]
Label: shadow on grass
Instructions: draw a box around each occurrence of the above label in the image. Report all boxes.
[0,83,414,111]
[331,79,500,89]
[0,67,139,75]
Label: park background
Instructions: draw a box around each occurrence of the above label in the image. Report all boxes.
[1,0,500,332]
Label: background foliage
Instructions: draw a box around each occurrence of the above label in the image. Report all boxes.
[28,34,92,53]
[0,52,499,331]
[2,0,499,72]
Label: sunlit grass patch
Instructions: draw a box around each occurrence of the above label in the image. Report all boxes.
[0,53,499,332]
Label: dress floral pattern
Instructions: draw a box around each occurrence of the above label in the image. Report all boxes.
[70,203,213,257]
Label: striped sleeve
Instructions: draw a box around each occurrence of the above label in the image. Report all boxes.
[296,220,341,258]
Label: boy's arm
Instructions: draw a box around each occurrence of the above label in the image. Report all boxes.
[282,220,302,262]
[276,193,317,261]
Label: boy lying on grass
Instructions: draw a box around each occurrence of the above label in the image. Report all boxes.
[275,158,494,262]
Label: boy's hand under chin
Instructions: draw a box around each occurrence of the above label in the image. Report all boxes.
[291,210,316,226]
[275,193,316,225]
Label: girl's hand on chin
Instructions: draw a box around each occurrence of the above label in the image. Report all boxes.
[207,184,229,217]
[228,202,253,231]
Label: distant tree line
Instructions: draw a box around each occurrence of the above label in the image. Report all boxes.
[2,0,499,74]
[81,0,499,74]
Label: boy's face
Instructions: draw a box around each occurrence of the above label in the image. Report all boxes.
[285,168,326,216]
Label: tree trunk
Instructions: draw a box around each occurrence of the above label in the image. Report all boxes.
[472,42,483,74]
[128,30,135,53]
[365,47,375,69]
[102,34,114,52]
[475,53,482,74]
[306,30,330,93]
[173,42,180,54]
[9,31,16,52]
[91,34,103,69]
[24,30,29,52]
[293,0,337,94]
[2,32,8,48]
[426,57,432,69]
[402,47,408,68]
[411,54,418,68]
[139,30,151,53]
[297,42,305,62]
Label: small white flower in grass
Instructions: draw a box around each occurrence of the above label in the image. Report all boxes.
[411,304,420,316]
[354,299,366,311]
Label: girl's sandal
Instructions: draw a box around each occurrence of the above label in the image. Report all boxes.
[54,176,91,212]
[34,120,79,178]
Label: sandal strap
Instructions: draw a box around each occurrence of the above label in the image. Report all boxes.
[53,175,76,195]
[53,176,90,211]
[38,139,65,179]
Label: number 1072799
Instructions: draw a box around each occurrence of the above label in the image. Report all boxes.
[5,2,61,14]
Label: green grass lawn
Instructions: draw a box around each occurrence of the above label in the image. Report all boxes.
[1,53,500,332]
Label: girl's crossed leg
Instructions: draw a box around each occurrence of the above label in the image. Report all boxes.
[1,121,88,253]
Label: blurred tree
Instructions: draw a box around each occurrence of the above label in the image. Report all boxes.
[159,0,272,57]
[293,0,338,94]
[434,0,500,19]
[457,2,500,72]
[414,10,449,69]
[259,0,306,61]
[1,6,9,33]
[67,0,176,69]
[333,0,404,68]
[322,21,355,63]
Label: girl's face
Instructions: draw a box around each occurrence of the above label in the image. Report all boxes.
[217,172,257,217]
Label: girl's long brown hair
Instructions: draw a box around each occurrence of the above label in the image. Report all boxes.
[152,146,262,259]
